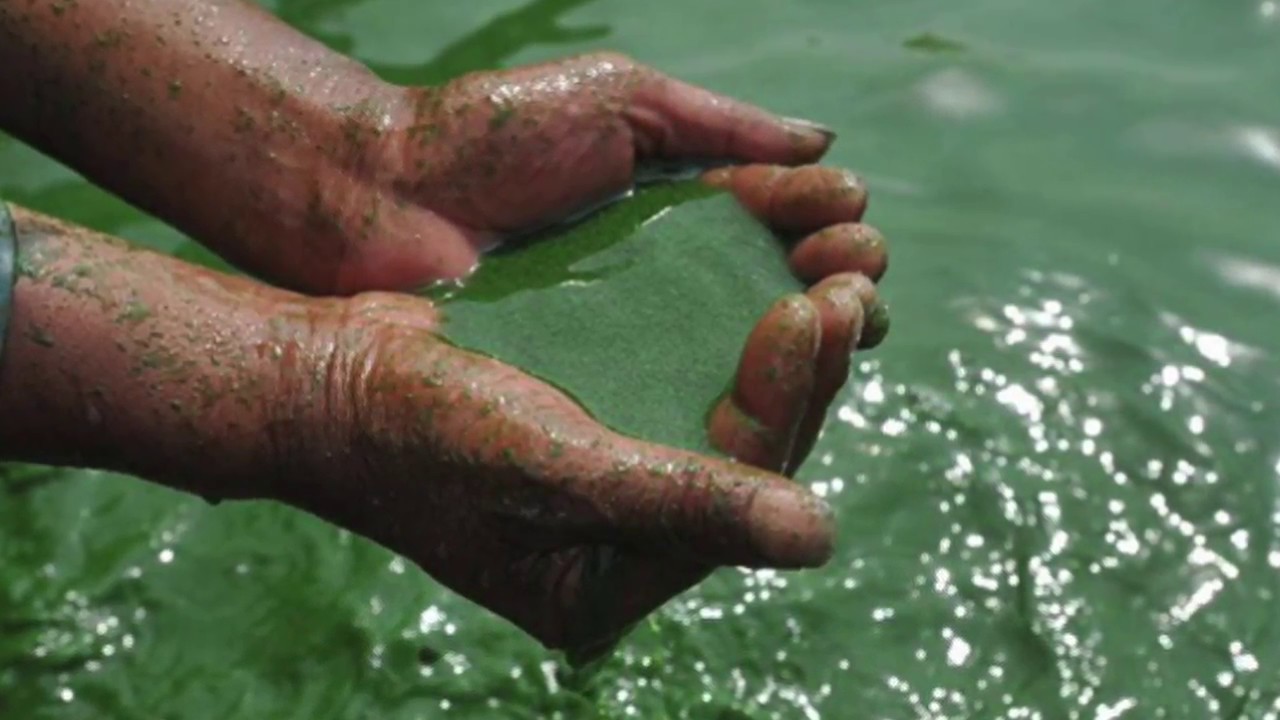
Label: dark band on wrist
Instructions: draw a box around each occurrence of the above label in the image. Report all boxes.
[0,202,15,378]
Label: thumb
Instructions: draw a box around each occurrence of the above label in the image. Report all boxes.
[564,436,836,569]
[621,59,836,165]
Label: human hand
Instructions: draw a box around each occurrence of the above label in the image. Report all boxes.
[0,8,895,661]
[280,233,886,658]
[277,289,833,656]
[320,53,883,297]
[333,49,895,475]
[293,54,894,657]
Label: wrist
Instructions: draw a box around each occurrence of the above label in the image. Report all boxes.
[0,205,331,503]
[263,291,439,524]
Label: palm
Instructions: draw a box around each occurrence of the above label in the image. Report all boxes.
[303,321,837,654]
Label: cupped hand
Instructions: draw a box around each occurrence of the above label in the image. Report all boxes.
[328,53,880,295]
[286,295,832,656]
[281,157,890,659]
[280,52,896,659]
[560,161,891,661]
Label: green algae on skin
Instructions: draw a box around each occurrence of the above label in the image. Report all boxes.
[95,28,127,49]
[116,299,153,325]
[1,0,413,295]
[860,299,890,349]
[14,254,41,281]
[49,0,77,17]
[489,101,516,130]
[233,106,256,133]
[2,204,312,508]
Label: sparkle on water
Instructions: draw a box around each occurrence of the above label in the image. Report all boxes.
[2,0,1279,717]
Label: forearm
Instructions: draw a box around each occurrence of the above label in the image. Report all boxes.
[0,0,409,291]
[0,204,327,501]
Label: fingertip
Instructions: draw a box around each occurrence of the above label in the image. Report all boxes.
[780,117,837,140]
[831,274,888,350]
[779,117,837,163]
[701,166,733,188]
[809,272,866,311]
[594,444,836,569]
[746,483,836,568]
[747,293,822,362]
[808,274,866,360]
[767,166,868,235]
[789,223,889,284]
[713,293,820,469]
[772,293,822,343]
[631,77,833,165]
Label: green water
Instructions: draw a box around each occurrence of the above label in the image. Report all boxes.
[2,0,1279,717]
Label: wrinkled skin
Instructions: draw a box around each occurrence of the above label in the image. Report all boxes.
[0,157,889,661]
[0,0,894,660]
[336,54,889,297]
[281,161,890,655]
[298,163,890,659]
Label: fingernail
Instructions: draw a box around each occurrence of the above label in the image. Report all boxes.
[860,300,891,350]
[781,116,837,142]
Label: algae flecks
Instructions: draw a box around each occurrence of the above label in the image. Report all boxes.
[904,32,967,53]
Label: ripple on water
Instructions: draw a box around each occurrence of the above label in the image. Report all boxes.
[765,266,1280,719]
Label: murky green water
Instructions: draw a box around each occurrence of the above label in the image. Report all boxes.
[3,0,1279,717]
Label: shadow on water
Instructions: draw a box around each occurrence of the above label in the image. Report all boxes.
[280,0,609,85]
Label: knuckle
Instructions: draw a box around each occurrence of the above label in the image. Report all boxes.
[341,291,439,331]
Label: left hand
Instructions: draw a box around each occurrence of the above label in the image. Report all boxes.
[313,53,886,300]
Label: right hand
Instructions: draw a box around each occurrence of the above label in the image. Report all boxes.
[277,261,884,660]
